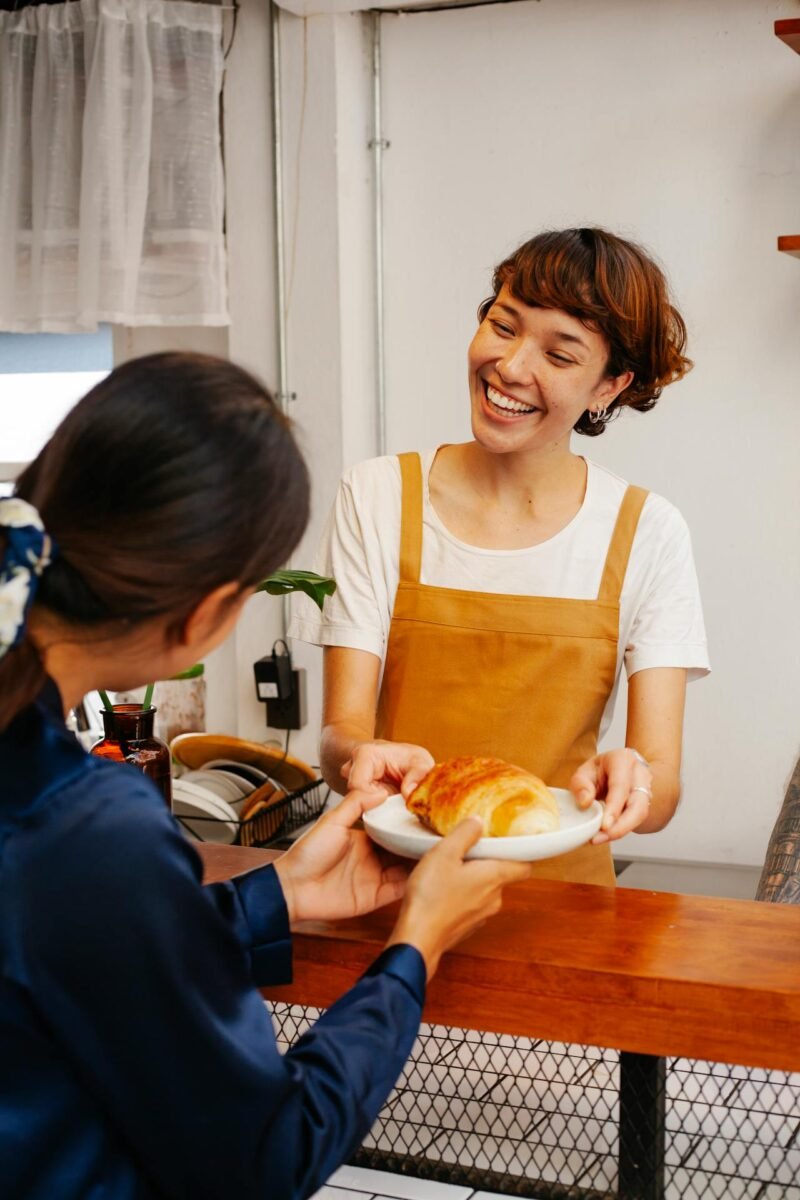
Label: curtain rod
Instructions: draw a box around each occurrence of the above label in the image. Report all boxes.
[0,1,237,9]
[370,0,538,14]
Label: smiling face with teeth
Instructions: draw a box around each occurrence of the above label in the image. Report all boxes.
[468,285,633,460]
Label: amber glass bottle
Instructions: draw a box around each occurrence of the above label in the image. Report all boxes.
[91,705,172,809]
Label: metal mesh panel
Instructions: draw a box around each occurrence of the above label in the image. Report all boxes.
[268,1002,800,1200]
[666,1060,800,1200]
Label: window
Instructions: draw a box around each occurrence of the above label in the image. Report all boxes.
[0,328,113,495]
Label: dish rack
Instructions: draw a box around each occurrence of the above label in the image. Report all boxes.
[174,777,329,849]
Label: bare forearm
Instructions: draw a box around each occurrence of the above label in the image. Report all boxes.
[321,646,381,794]
[625,668,687,837]
[636,759,681,834]
[319,720,374,794]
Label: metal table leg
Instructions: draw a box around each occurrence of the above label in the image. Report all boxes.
[618,1051,666,1200]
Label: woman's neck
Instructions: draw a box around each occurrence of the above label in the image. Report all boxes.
[429,442,588,551]
[461,441,585,507]
[28,612,169,716]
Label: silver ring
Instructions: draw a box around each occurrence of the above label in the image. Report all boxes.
[629,748,650,769]
[630,785,652,803]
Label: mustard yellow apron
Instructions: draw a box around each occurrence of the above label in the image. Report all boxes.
[375,452,648,886]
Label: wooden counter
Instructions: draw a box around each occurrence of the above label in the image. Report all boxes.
[200,843,800,1074]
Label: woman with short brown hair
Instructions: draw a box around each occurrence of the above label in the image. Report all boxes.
[293,227,709,886]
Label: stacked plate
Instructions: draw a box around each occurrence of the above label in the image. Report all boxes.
[172,758,287,846]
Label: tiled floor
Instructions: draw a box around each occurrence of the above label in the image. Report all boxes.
[312,1164,476,1200]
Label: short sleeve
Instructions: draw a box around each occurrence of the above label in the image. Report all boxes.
[624,499,710,681]
[289,459,400,659]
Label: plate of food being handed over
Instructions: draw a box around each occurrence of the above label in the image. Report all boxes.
[363,756,603,862]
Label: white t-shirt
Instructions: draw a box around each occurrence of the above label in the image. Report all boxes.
[290,451,710,737]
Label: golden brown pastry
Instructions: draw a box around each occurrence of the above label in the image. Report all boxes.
[407,756,560,838]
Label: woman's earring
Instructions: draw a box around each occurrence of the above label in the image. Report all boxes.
[589,406,607,425]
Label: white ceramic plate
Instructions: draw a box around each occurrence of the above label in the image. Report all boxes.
[182,767,262,815]
[172,779,240,844]
[362,788,603,862]
[202,759,271,788]
[181,768,251,804]
[201,761,289,813]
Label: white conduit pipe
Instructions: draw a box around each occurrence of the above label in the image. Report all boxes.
[270,0,291,420]
[270,0,291,636]
[370,10,389,457]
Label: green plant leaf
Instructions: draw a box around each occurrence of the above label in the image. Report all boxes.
[256,569,336,611]
[169,663,205,681]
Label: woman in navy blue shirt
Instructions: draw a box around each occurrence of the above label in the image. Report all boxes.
[0,353,531,1200]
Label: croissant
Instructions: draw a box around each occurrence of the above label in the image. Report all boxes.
[407,756,560,838]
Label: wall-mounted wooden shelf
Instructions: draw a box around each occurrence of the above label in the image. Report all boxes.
[776,18,800,55]
[775,23,799,259]
[778,235,800,259]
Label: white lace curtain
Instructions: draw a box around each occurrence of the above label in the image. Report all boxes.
[0,0,229,332]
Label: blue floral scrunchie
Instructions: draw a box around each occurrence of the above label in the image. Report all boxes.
[0,498,57,660]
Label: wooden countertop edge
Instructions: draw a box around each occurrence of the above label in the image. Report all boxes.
[199,844,800,1072]
[265,939,800,1073]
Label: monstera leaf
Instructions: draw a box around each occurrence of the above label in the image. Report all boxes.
[256,569,336,611]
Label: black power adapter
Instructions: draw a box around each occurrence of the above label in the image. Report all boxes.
[253,640,307,731]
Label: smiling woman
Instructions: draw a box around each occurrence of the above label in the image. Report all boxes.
[291,226,710,887]
[475,227,691,437]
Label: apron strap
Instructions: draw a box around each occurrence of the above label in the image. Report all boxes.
[397,452,424,584]
[597,485,649,604]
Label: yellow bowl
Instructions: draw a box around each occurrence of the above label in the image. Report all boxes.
[170,732,317,794]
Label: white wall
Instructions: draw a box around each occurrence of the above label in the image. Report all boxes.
[375,0,800,865]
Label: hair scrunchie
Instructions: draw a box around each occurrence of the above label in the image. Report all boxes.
[0,498,57,660]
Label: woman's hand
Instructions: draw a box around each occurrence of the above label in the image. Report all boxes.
[570,747,654,843]
[273,791,409,924]
[572,668,686,842]
[342,740,435,800]
[386,818,535,979]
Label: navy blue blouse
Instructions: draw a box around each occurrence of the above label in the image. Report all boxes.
[0,682,425,1200]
